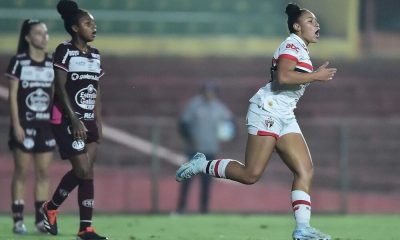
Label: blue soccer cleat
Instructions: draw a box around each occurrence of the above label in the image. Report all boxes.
[292,226,331,240]
[175,152,206,182]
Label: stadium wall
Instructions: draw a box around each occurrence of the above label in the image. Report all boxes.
[0,55,400,214]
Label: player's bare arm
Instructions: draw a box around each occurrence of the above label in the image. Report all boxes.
[54,68,87,139]
[277,58,337,84]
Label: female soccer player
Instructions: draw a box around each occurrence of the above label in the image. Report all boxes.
[41,1,107,239]
[176,3,337,240]
[6,19,55,234]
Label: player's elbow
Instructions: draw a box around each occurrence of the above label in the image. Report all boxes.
[277,72,290,84]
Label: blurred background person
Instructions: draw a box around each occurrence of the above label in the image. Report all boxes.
[177,81,235,214]
[5,19,55,234]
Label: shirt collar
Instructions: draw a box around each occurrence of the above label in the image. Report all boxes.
[290,33,308,52]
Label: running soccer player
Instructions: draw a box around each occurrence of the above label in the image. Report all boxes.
[40,1,107,239]
[176,3,337,240]
[6,19,55,234]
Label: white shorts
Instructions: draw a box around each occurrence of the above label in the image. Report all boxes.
[246,103,302,139]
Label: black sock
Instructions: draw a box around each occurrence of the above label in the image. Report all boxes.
[12,201,24,223]
[35,201,45,223]
[48,170,80,210]
[78,179,94,231]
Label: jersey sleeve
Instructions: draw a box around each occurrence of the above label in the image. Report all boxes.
[5,56,20,81]
[96,49,105,78]
[277,41,300,63]
[99,64,105,78]
[53,44,69,72]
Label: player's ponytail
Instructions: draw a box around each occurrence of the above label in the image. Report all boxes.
[285,3,305,33]
[57,0,88,36]
[17,19,42,54]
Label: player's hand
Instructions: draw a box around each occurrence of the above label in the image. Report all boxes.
[13,124,25,143]
[71,116,88,140]
[314,61,337,81]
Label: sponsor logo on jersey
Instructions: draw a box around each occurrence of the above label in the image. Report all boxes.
[72,139,85,150]
[26,128,37,136]
[59,188,69,197]
[91,53,100,59]
[22,81,29,88]
[20,66,54,82]
[71,73,99,81]
[84,113,95,119]
[75,112,94,121]
[286,43,300,52]
[25,111,51,121]
[35,112,50,120]
[23,138,35,149]
[69,57,101,73]
[20,67,33,79]
[22,81,53,88]
[45,139,56,147]
[75,84,97,110]
[25,88,50,112]
[82,199,94,208]
[19,60,31,66]
[68,50,80,56]
[71,73,79,80]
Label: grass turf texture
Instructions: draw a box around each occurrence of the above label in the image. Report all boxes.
[0,214,398,240]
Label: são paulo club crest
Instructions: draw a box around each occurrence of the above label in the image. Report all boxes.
[265,116,274,129]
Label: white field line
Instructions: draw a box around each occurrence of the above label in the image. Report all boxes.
[103,124,186,166]
[0,85,186,166]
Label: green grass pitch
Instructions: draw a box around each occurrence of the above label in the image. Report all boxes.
[0,214,399,240]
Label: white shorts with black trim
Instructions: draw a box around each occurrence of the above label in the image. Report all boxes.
[246,103,302,139]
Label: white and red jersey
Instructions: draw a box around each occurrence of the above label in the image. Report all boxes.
[249,33,313,113]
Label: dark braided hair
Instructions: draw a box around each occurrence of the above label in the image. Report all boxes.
[17,19,43,54]
[57,0,89,36]
[285,3,307,33]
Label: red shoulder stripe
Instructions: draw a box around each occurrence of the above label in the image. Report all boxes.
[297,62,313,71]
[278,54,298,63]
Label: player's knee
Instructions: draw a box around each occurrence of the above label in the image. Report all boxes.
[35,169,49,182]
[13,173,27,182]
[13,168,29,181]
[294,165,314,181]
[73,167,92,179]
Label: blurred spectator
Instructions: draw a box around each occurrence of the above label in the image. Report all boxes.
[177,81,235,213]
